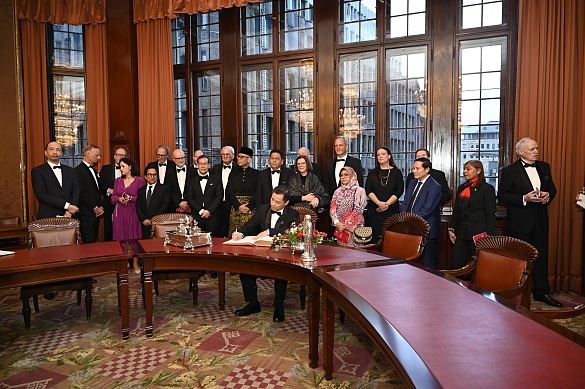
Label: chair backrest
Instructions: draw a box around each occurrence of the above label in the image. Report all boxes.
[380,212,430,262]
[472,236,538,308]
[28,217,81,248]
[0,216,20,226]
[151,213,194,238]
[290,205,318,224]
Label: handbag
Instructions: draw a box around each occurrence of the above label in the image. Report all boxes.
[352,226,373,244]
[334,228,351,243]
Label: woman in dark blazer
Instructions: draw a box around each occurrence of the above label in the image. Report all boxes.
[448,160,496,269]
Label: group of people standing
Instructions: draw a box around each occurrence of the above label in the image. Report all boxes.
[30,134,563,315]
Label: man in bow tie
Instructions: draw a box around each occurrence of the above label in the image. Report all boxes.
[136,167,170,239]
[146,145,176,185]
[31,141,80,219]
[324,136,363,199]
[186,155,223,234]
[210,146,237,237]
[231,186,299,322]
[498,137,561,308]
[256,149,293,207]
[166,149,194,213]
[75,144,105,243]
[99,147,127,241]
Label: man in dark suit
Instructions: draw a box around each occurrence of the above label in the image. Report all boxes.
[192,149,203,169]
[297,147,323,182]
[210,146,237,237]
[146,145,176,185]
[165,149,194,213]
[498,137,561,307]
[99,147,127,241]
[31,141,80,219]
[136,166,170,239]
[231,186,299,322]
[256,149,294,207]
[75,144,105,243]
[400,158,443,268]
[186,155,223,234]
[324,136,363,199]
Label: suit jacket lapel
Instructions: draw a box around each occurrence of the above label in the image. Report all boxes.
[516,160,534,192]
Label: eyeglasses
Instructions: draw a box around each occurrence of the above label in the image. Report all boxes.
[173,157,185,160]
[237,155,249,159]
[156,154,167,158]
[146,173,158,177]
[114,153,127,157]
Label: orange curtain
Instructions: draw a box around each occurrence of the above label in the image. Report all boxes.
[21,20,50,220]
[133,0,262,21]
[136,18,175,171]
[516,0,585,293]
[17,0,106,25]
[85,23,111,163]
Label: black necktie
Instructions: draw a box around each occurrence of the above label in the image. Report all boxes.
[115,165,120,170]
[200,175,208,180]
[146,185,153,207]
[336,158,345,162]
[524,162,536,168]
[159,163,166,167]
[272,170,280,174]
[53,165,61,169]
[177,167,185,173]
[407,181,423,213]
[271,210,282,216]
[223,165,231,169]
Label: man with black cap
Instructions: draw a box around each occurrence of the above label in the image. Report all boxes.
[226,146,259,235]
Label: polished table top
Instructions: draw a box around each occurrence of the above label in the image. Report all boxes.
[324,264,585,388]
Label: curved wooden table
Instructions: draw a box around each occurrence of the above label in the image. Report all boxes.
[134,238,394,368]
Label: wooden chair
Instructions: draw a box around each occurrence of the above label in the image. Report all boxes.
[444,235,585,319]
[20,218,93,329]
[0,216,20,225]
[289,205,317,310]
[148,213,203,305]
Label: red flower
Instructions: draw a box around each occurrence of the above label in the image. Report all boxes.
[297,232,304,239]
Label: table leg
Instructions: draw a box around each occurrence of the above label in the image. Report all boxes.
[143,258,154,337]
[218,272,225,310]
[307,278,320,368]
[322,289,334,380]
[117,263,130,340]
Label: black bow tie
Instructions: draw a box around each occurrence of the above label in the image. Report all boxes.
[336,158,345,162]
[199,175,209,180]
[159,163,167,167]
[223,165,231,169]
[272,170,280,174]
[115,165,120,170]
[524,162,536,168]
[53,165,61,169]
[271,210,282,216]
[177,167,185,173]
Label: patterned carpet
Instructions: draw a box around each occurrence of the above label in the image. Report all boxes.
[0,273,405,388]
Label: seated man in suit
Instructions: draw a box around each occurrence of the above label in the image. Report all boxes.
[231,186,299,322]
[186,155,223,234]
[400,157,442,268]
[136,167,170,239]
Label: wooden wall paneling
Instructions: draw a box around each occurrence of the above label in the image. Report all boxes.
[220,7,240,150]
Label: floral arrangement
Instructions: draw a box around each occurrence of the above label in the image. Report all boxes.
[271,222,327,251]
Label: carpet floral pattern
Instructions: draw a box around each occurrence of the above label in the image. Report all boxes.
[0,274,406,388]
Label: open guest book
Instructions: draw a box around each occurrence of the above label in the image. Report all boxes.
[223,235,274,247]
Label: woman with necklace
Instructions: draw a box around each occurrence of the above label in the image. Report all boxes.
[112,157,145,274]
[365,147,404,241]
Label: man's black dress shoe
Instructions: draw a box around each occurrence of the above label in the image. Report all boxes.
[43,292,56,300]
[234,303,261,316]
[273,306,285,322]
[534,294,563,308]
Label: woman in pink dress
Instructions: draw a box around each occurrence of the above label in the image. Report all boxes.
[112,158,146,273]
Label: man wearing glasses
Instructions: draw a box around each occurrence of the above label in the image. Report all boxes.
[146,145,176,185]
[166,149,194,213]
[210,146,237,237]
[100,147,127,241]
[226,146,259,235]
[136,167,170,239]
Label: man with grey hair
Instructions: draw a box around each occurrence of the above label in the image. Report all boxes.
[324,136,363,198]
[498,137,561,307]
[75,144,104,243]
[192,149,203,169]
[210,146,237,236]
[146,145,175,185]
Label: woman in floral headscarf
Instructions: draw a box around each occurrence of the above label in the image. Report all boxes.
[330,166,367,247]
